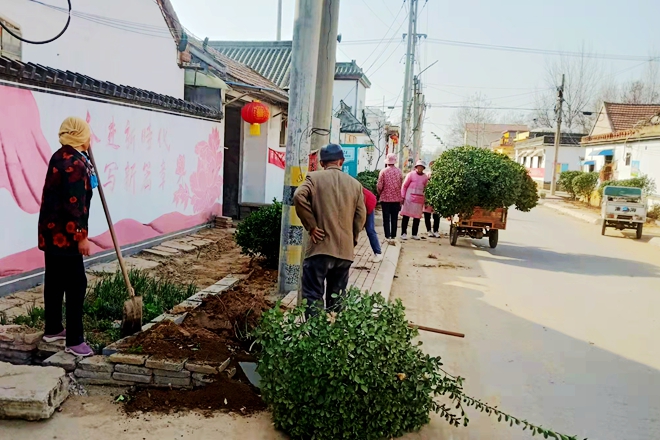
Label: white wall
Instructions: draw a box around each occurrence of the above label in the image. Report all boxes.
[542,146,586,181]
[265,110,284,203]
[241,119,268,204]
[0,0,184,98]
[356,83,367,116]
[0,82,222,278]
[590,107,612,136]
[333,79,359,115]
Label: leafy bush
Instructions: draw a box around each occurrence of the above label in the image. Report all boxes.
[648,204,660,221]
[234,200,283,268]
[255,289,579,440]
[12,305,45,328]
[572,172,599,203]
[558,170,584,199]
[598,175,656,199]
[356,170,380,196]
[425,146,538,217]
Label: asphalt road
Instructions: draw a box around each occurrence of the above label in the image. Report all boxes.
[394,204,660,440]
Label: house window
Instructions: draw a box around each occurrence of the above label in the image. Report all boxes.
[589,164,595,172]
[279,118,287,147]
[604,155,613,164]
[625,152,631,166]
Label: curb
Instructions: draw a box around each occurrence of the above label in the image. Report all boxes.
[370,241,401,303]
[542,202,600,225]
[650,237,660,249]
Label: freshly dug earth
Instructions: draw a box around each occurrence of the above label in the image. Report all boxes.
[124,374,266,416]
[143,229,252,288]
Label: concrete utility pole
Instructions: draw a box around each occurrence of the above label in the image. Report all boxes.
[398,0,418,170]
[309,0,340,158]
[550,73,565,195]
[276,0,283,41]
[277,0,322,295]
[412,77,420,162]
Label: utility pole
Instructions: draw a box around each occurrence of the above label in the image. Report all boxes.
[276,0,283,41]
[398,0,418,170]
[412,77,420,162]
[550,73,565,196]
[277,0,322,296]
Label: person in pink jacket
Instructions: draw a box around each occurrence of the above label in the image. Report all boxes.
[400,160,429,240]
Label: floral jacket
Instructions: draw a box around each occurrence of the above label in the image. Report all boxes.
[38,145,93,255]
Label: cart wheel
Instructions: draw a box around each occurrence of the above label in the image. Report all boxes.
[450,225,458,246]
[488,229,499,249]
[636,223,643,239]
[601,220,607,236]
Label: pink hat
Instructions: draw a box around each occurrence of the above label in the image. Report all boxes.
[385,153,397,165]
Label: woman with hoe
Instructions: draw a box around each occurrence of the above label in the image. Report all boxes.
[38,117,96,357]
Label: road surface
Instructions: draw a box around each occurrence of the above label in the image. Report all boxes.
[396,204,660,440]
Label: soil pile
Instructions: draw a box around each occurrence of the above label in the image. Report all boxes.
[124,374,266,416]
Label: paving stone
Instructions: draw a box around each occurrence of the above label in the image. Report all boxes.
[217,358,231,373]
[75,377,135,387]
[217,277,240,287]
[170,299,202,314]
[145,357,185,372]
[0,349,33,362]
[107,353,149,366]
[191,372,215,384]
[152,246,180,255]
[37,339,65,354]
[79,356,115,373]
[202,284,229,294]
[150,313,187,325]
[185,362,218,375]
[43,351,79,373]
[153,368,190,378]
[112,372,152,384]
[24,331,44,345]
[115,364,152,376]
[0,299,25,312]
[3,307,28,319]
[160,241,197,252]
[142,248,176,258]
[141,322,156,332]
[5,291,43,303]
[189,239,213,247]
[187,291,215,302]
[153,375,190,387]
[0,325,22,343]
[0,362,69,420]
[88,257,160,274]
[74,369,113,380]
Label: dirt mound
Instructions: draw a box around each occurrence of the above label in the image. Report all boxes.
[124,374,266,416]
[118,320,232,364]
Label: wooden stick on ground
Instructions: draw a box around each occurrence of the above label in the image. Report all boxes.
[409,323,465,338]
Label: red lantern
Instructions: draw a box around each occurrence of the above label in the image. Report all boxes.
[390,134,399,145]
[241,100,270,136]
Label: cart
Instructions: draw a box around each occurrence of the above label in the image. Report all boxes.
[601,186,646,239]
[449,207,507,249]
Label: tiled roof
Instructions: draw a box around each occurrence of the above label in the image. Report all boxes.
[209,41,371,89]
[604,102,660,131]
[0,57,222,120]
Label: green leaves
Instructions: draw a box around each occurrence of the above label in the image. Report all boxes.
[425,146,539,217]
[356,170,380,196]
[233,199,283,268]
[572,172,599,202]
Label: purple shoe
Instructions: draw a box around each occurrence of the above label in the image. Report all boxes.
[42,330,66,343]
[65,342,94,357]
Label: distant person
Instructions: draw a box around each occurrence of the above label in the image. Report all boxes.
[400,160,429,240]
[293,144,366,316]
[377,153,403,243]
[423,161,441,238]
[362,187,382,263]
[38,117,96,358]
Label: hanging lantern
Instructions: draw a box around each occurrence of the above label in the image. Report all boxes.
[390,134,399,145]
[241,100,270,136]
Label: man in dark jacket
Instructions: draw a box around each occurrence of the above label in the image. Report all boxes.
[293,144,367,315]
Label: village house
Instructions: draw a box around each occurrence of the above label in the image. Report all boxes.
[464,123,528,149]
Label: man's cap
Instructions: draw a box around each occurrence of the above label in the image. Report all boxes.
[320,143,345,162]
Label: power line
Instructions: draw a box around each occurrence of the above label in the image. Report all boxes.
[2,0,72,44]
[361,4,406,67]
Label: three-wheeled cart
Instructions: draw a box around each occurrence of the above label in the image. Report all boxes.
[449,207,507,249]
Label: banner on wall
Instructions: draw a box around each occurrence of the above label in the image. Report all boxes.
[267,148,318,172]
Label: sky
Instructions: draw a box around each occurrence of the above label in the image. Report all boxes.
[169,0,660,151]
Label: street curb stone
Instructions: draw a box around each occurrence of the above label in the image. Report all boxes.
[113,372,152,384]
[108,353,149,366]
[115,364,153,375]
[649,237,660,249]
[145,358,186,372]
[153,368,191,378]
[542,202,600,224]
[79,356,114,373]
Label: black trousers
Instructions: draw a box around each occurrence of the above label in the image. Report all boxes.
[44,253,87,346]
[381,202,401,239]
[301,255,352,316]
[401,216,420,236]
[424,212,441,233]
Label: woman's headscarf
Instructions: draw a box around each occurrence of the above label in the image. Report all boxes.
[59,117,91,147]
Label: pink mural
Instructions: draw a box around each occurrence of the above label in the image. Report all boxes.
[0,84,223,279]
[0,86,51,214]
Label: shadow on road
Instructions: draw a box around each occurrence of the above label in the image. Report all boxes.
[479,243,660,278]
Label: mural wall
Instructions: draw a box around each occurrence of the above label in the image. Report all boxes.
[0,83,224,278]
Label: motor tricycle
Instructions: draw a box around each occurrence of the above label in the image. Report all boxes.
[601,186,646,239]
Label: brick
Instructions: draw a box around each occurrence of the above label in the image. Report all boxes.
[217,277,240,287]
[217,358,231,373]
[152,246,180,255]
[145,357,185,372]
[189,239,213,246]
[170,299,202,314]
[108,353,149,366]
[141,322,156,332]
[160,241,197,252]
[153,375,190,387]
[185,362,218,375]
[150,313,187,325]
[24,332,44,345]
[112,372,152,384]
[78,356,114,373]
[142,248,176,258]
[76,377,135,387]
[191,372,215,384]
[37,340,65,354]
[153,368,190,378]
[187,291,215,302]
[202,284,228,294]
[114,364,152,376]
[74,369,113,380]
[0,325,21,343]
[43,351,79,372]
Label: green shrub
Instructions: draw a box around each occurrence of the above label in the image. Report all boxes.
[12,305,45,328]
[255,289,579,440]
[234,200,283,268]
[356,170,379,196]
[648,204,660,221]
[598,175,656,199]
[425,146,538,217]
[572,172,599,203]
[558,170,584,199]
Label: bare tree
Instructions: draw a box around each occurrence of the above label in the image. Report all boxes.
[534,44,601,134]
[447,92,496,147]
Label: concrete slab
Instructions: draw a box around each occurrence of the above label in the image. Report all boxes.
[0,361,69,420]
[88,257,160,274]
[160,241,197,252]
[189,239,213,247]
[43,351,80,373]
[142,248,176,258]
[152,246,180,255]
[37,339,65,355]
